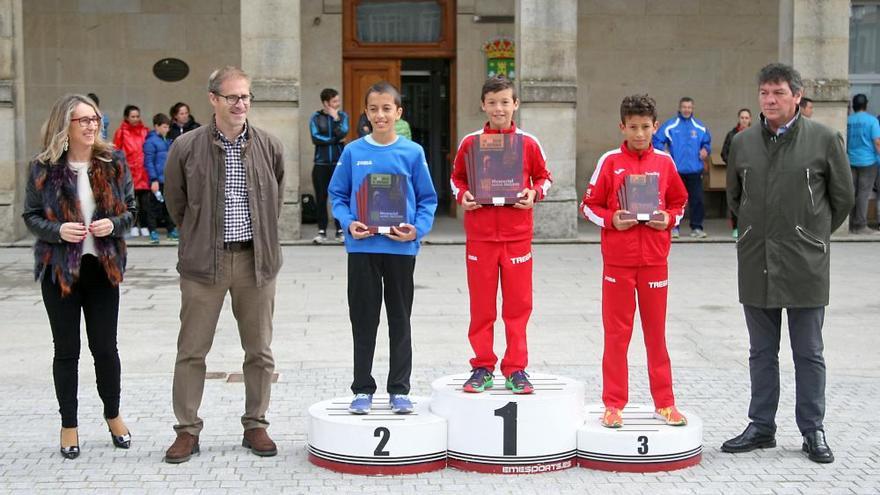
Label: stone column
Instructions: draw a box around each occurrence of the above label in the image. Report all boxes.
[787,0,850,136]
[515,0,578,239]
[241,0,302,240]
[0,0,23,242]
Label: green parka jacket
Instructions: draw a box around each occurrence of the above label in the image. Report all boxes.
[726,113,854,308]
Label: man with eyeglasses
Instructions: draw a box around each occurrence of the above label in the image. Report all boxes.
[163,66,285,463]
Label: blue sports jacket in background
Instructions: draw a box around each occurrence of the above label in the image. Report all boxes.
[310,110,349,165]
[328,136,438,256]
[653,113,712,174]
[143,130,171,184]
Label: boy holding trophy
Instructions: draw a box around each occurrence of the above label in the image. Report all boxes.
[580,94,689,428]
[450,75,553,395]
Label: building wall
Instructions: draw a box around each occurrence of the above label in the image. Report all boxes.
[298,0,343,204]
[22,0,241,160]
[576,0,779,196]
[456,0,515,142]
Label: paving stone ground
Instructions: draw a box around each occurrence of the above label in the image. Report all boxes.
[1,238,878,494]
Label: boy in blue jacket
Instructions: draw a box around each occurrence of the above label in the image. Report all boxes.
[143,113,178,244]
[328,81,438,415]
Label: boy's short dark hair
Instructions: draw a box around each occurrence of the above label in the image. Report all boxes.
[364,81,402,107]
[679,96,694,105]
[481,75,517,102]
[87,93,100,106]
[852,94,868,112]
[620,94,657,123]
[757,63,803,95]
[153,113,171,126]
[320,88,339,103]
[123,105,140,118]
[799,97,813,108]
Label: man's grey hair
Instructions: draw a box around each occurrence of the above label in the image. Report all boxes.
[757,63,803,95]
[208,66,251,94]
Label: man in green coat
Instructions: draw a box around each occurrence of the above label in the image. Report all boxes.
[722,63,854,464]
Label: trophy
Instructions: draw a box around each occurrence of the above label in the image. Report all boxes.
[466,133,524,205]
[617,173,664,222]
[356,173,408,234]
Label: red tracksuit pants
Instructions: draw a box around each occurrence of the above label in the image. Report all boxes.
[466,239,532,377]
[602,263,675,409]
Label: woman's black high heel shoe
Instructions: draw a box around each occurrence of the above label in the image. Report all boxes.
[109,428,131,449]
[107,417,131,449]
[60,429,80,459]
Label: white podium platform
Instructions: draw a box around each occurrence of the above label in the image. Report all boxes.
[577,404,702,472]
[307,395,447,475]
[430,373,585,474]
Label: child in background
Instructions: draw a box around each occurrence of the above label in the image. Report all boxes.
[113,105,150,237]
[143,113,178,244]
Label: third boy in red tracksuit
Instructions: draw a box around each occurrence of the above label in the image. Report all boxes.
[451,76,552,395]
[580,94,689,428]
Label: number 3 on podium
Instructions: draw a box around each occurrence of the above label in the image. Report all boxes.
[637,435,649,455]
[494,402,517,456]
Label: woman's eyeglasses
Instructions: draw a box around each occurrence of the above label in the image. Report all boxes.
[72,116,102,128]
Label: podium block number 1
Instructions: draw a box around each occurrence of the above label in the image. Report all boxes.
[374,427,391,456]
[494,402,518,456]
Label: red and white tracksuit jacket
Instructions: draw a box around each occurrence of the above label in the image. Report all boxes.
[451,122,552,377]
[580,142,688,409]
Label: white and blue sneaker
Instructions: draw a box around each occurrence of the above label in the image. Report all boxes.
[348,393,373,415]
[389,394,413,414]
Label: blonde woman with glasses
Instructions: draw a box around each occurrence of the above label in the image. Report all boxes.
[22,94,136,459]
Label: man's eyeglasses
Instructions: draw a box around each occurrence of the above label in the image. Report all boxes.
[72,116,102,128]
[212,92,254,105]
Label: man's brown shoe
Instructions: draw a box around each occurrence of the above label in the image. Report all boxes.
[164,432,199,464]
[242,428,277,457]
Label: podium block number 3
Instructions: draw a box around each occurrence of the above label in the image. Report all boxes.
[374,427,391,456]
[637,435,649,455]
[494,402,518,456]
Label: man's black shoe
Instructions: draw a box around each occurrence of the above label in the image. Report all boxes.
[802,430,834,464]
[721,424,776,453]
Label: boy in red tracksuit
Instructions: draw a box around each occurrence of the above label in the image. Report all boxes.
[451,75,552,395]
[580,94,689,428]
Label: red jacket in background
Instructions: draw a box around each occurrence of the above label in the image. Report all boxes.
[450,122,553,241]
[580,143,688,266]
[113,121,149,190]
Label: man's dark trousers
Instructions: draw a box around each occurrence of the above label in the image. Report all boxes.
[679,172,704,230]
[744,305,826,435]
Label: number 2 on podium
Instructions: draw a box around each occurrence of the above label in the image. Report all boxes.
[494,402,517,455]
[374,427,391,456]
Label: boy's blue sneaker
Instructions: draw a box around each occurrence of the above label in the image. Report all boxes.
[149,231,160,244]
[389,394,413,414]
[505,370,534,394]
[462,367,494,393]
[167,228,179,241]
[348,394,372,415]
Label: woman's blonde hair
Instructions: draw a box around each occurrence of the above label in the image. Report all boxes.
[36,94,114,164]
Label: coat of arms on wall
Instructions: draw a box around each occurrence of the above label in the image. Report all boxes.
[484,37,515,80]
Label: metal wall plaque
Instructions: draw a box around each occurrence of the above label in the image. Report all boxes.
[153,58,189,82]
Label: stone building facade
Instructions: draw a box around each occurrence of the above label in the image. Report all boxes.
[0,0,855,242]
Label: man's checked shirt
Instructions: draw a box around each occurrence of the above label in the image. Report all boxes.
[217,123,254,242]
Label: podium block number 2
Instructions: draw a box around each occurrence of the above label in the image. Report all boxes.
[494,402,518,456]
[374,427,391,456]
